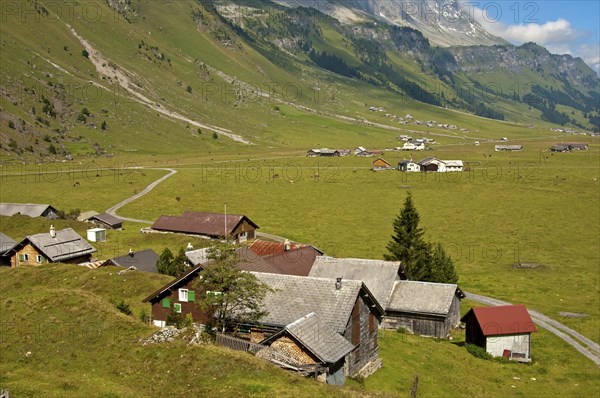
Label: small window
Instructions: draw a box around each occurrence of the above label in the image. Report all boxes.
[173,303,182,313]
[19,254,29,262]
[178,289,188,302]
[36,255,43,263]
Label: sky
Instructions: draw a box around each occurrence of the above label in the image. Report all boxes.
[467,1,600,73]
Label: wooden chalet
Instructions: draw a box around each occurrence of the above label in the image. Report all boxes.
[151,211,259,243]
[384,281,464,338]
[372,158,392,171]
[86,212,123,229]
[7,226,96,267]
[461,304,537,362]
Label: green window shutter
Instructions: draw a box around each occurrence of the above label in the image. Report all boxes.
[187,291,195,302]
[162,298,170,308]
[19,254,25,261]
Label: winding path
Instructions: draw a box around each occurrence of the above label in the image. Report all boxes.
[466,292,600,366]
[105,168,177,224]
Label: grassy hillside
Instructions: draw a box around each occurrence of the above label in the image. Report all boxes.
[0,266,597,397]
[0,264,389,398]
[1,0,596,164]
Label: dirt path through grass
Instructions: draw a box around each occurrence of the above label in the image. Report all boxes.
[466,291,600,366]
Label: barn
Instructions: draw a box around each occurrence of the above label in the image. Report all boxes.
[383,281,464,338]
[461,304,537,362]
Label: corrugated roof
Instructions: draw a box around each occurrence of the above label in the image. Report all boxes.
[152,211,258,237]
[443,160,464,167]
[249,240,322,257]
[308,256,401,309]
[0,203,56,218]
[105,249,159,273]
[185,248,212,267]
[262,246,320,276]
[461,304,537,336]
[250,272,382,334]
[387,280,459,315]
[24,228,96,262]
[284,313,355,364]
[90,213,122,227]
[0,232,17,254]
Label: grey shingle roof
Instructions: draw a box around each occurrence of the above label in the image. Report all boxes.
[25,228,96,262]
[284,313,355,364]
[77,210,99,222]
[0,203,56,218]
[104,249,158,273]
[387,280,459,315]
[308,256,401,309]
[250,272,367,334]
[0,232,17,254]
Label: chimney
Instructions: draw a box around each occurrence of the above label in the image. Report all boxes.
[128,248,134,257]
[335,277,342,290]
[284,239,291,251]
[49,225,56,238]
[186,242,194,252]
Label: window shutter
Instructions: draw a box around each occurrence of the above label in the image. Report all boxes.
[187,290,195,302]
[162,298,170,308]
[19,254,25,261]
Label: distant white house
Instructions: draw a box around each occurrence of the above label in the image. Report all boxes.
[398,160,420,172]
[417,158,463,172]
[495,145,522,152]
[401,142,425,151]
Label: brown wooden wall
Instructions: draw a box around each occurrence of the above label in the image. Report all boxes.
[343,297,380,377]
[232,220,257,241]
[150,278,209,325]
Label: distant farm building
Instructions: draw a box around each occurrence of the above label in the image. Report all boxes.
[495,145,523,151]
[401,142,425,151]
[384,281,464,338]
[564,143,588,150]
[417,158,463,172]
[101,249,159,273]
[7,226,96,267]
[461,304,537,362]
[307,149,341,157]
[398,160,420,172]
[0,203,58,219]
[372,158,392,171]
[80,212,123,229]
[151,211,259,243]
[550,145,570,152]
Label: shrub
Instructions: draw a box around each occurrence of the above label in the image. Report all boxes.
[466,343,493,360]
[8,138,17,149]
[101,121,107,130]
[212,132,218,139]
[82,49,89,58]
[48,144,57,154]
[166,312,184,329]
[8,120,15,129]
[139,309,151,324]
[115,300,132,316]
[186,85,192,93]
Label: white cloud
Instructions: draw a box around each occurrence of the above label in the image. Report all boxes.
[470,6,598,73]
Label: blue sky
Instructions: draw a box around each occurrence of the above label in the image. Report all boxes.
[469,1,599,72]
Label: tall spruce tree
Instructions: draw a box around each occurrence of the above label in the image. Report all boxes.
[157,247,174,275]
[385,193,459,283]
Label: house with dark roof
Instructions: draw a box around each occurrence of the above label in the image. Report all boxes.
[151,211,258,243]
[550,144,570,152]
[384,281,464,338]
[7,226,96,267]
[184,247,283,274]
[564,143,589,150]
[0,232,17,266]
[101,249,159,273]
[306,148,341,157]
[143,269,384,381]
[248,272,384,380]
[86,212,123,229]
[0,203,58,219]
[461,304,537,362]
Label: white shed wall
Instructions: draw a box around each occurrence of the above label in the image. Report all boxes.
[486,334,530,358]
